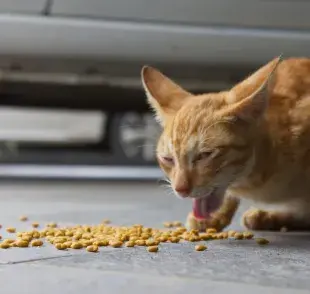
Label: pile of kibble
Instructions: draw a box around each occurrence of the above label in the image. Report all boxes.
[0,216,269,253]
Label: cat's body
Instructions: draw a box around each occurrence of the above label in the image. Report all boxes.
[141,57,310,231]
[231,58,310,204]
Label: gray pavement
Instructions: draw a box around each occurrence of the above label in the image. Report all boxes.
[0,181,309,294]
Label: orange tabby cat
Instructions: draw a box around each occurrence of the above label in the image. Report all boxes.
[141,56,310,232]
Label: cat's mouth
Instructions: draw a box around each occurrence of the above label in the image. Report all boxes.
[192,189,224,219]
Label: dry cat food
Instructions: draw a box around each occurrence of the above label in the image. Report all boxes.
[147,245,158,252]
[125,241,135,247]
[234,233,244,240]
[19,216,28,222]
[255,238,270,245]
[243,232,254,239]
[0,217,267,253]
[195,244,207,251]
[163,222,174,228]
[102,219,111,224]
[32,223,40,228]
[86,245,99,253]
[0,242,10,249]
[15,240,29,248]
[31,240,43,247]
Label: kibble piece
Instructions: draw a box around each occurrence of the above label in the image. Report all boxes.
[46,231,55,237]
[176,227,187,233]
[206,228,217,234]
[86,245,99,252]
[256,238,269,245]
[55,243,67,250]
[53,237,67,244]
[82,233,92,240]
[0,235,1,240]
[32,231,40,239]
[221,232,229,239]
[32,222,39,228]
[0,243,10,249]
[0,224,2,229]
[147,246,158,252]
[6,227,16,233]
[171,231,180,237]
[65,231,74,237]
[125,241,135,247]
[190,229,199,236]
[55,231,65,237]
[22,236,33,242]
[110,240,123,248]
[135,240,146,246]
[163,222,173,228]
[132,224,143,228]
[141,234,150,240]
[243,231,254,239]
[71,242,83,249]
[73,233,82,240]
[188,236,200,242]
[172,221,182,227]
[3,239,15,244]
[39,232,46,238]
[15,240,29,248]
[20,216,28,221]
[145,240,158,246]
[234,233,244,240]
[93,239,109,247]
[82,240,93,247]
[64,241,72,248]
[102,219,111,224]
[159,236,169,242]
[228,230,237,238]
[128,235,138,241]
[199,233,212,241]
[31,240,43,247]
[120,234,130,242]
[195,244,207,251]
[169,237,180,243]
[47,223,57,228]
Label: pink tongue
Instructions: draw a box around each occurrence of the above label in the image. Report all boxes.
[193,196,221,219]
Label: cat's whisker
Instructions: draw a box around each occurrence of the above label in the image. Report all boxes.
[135,144,156,149]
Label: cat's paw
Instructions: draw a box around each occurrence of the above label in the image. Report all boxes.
[242,208,293,231]
[186,211,231,232]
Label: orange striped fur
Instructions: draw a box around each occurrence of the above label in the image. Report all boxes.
[141,57,310,231]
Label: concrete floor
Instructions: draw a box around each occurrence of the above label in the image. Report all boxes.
[0,181,310,294]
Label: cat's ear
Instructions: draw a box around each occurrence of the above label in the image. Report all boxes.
[141,66,192,126]
[226,56,282,122]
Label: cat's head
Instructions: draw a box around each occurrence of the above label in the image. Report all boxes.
[141,57,281,219]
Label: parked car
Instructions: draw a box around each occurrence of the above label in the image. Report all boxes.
[0,0,308,180]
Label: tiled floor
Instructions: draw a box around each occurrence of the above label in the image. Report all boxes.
[0,181,309,294]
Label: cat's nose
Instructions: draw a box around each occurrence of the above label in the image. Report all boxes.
[175,185,191,198]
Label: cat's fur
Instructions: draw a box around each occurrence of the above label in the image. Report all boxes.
[141,57,310,231]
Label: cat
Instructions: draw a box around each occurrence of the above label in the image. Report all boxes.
[141,56,310,232]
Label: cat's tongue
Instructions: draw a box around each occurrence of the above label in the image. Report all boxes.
[192,195,222,219]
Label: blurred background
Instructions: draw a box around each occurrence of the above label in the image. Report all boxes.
[0,0,309,181]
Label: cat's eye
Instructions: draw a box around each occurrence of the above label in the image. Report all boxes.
[159,155,174,165]
[194,151,213,162]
